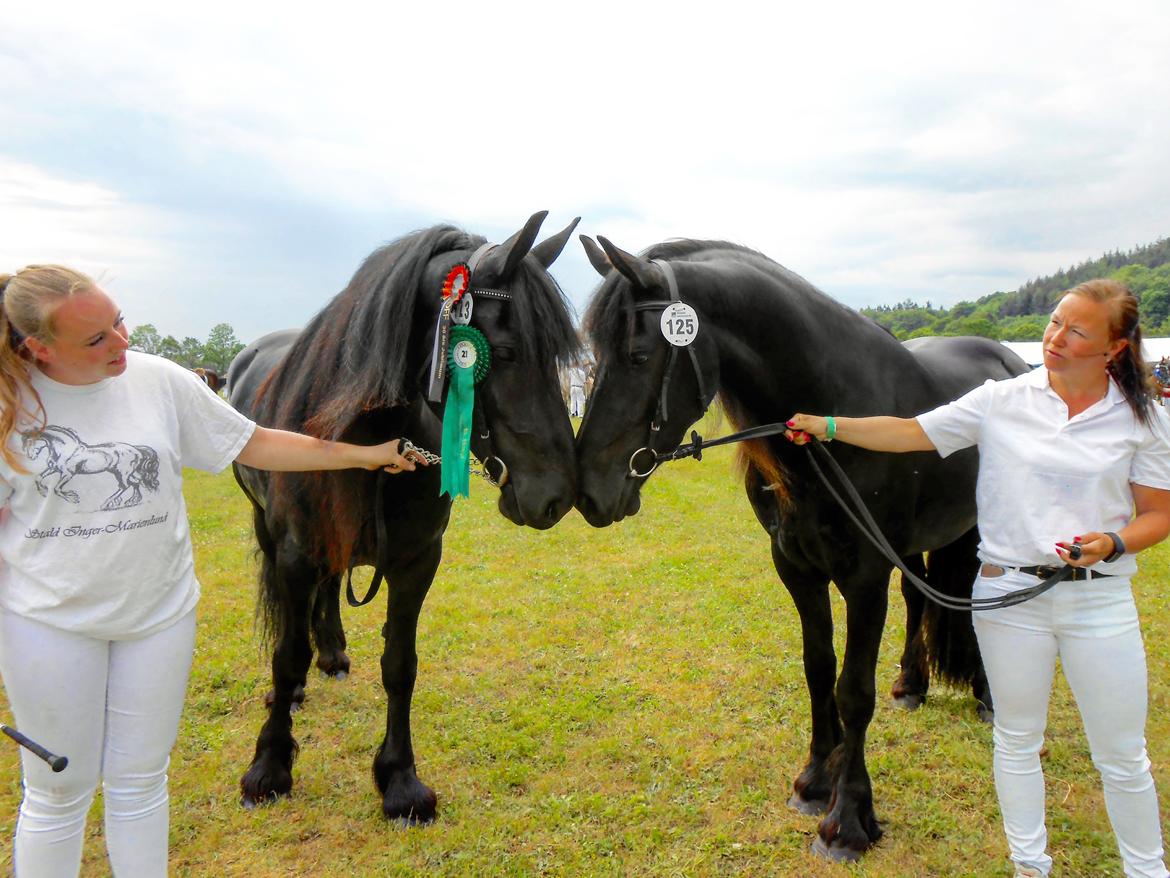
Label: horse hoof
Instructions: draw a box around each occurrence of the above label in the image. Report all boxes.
[240,789,285,810]
[320,669,348,682]
[788,793,828,816]
[976,701,994,724]
[891,693,925,711]
[811,836,865,862]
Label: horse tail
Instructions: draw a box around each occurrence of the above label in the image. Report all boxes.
[919,527,983,687]
[136,447,161,491]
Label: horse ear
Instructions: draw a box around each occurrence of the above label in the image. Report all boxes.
[478,210,548,281]
[596,236,662,292]
[530,216,581,268]
[580,235,612,277]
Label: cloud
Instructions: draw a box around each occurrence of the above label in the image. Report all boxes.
[1,0,1168,340]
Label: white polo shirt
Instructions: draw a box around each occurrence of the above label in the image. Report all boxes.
[917,367,1170,575]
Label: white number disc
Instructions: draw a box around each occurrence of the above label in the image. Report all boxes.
[660,302,699,347]
[451,293,474,326]
[452,339,478,369]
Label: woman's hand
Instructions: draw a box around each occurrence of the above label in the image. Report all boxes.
[784,414,828,444]
[1055,533,1112,567]
[359,439,429,474]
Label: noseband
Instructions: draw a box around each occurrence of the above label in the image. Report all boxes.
[627,259,710,479]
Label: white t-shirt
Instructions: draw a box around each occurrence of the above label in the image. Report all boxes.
[917,367,1170,575]
[0,352,256,639]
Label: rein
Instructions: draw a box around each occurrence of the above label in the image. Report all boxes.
[645,423,1073,612]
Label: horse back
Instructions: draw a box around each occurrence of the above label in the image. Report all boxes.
[902,336,1030,401]
[226,329,302,422]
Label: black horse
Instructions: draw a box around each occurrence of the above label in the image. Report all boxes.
[226,212,580,820]
[574,236,1028,860]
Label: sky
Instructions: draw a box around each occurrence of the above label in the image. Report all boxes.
[2,1,1168,344]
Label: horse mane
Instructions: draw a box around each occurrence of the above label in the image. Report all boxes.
[260,224,580,438]
[584,239,824,361]
[34,425,78,444]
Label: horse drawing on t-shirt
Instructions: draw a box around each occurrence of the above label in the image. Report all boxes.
[21,426,161,511]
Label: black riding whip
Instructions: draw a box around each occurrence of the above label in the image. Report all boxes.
[1,724,68,772]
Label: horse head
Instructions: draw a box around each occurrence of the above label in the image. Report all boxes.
[574,235,719,527]
[20,429,48,460]
[415,211,581,529]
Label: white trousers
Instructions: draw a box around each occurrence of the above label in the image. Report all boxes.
[569,386,586,418]
[973,570,1169,878]
[0,607,196,878]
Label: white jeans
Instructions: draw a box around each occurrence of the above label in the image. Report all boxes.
[0,607,196,878]
[973,570,1169,878]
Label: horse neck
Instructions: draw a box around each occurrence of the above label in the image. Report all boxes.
[687,261,914,423]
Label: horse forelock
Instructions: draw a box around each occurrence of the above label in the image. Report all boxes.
[503,257,581,368]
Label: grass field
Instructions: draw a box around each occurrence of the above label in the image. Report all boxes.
[2,424,1169,876]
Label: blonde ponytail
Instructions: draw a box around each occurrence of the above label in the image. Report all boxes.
[0,265,97,471]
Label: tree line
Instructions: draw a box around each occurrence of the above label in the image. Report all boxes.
[128,322,246,373]
[862,237,1170,341]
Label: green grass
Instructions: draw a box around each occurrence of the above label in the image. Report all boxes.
[3,425,1169,876]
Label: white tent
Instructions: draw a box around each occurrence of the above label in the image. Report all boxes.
[1001,338,1170,368]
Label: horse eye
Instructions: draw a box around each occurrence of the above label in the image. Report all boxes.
[629,351,649,366]
[493,346,516,362]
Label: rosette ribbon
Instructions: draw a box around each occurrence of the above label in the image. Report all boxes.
[440,325,492,499]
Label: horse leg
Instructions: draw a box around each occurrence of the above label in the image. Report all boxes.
[374,540,441,823]
[52,471,80,504]
[240,547,320,807]
[812,572,888,861]
[312,575,350,680]
[890,554,929,710]
[774,554,840,817]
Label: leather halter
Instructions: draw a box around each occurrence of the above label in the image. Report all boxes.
[626,259,711,479]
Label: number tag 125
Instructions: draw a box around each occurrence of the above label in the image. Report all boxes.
[660,302,699,347]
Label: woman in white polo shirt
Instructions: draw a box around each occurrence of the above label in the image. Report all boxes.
[0,265,427,877]
[785,279,1170,878]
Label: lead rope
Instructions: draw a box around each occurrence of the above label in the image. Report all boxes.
[651,421,1072,611]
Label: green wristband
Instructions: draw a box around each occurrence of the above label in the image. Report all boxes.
[824,416,837,442]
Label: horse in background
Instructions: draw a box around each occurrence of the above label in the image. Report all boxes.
[574,235,1027,860]
[226,212,580,821]
[193,367,222,392]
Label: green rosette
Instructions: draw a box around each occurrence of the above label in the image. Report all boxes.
[440,325,492,499]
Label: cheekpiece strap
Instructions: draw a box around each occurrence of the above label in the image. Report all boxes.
[650,259,710,418]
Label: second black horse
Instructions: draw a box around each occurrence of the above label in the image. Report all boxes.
[574,235,1027,860]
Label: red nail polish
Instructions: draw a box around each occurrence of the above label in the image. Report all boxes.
[786,420,795,427]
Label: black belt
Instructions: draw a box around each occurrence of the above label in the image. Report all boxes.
[1018,565,1113,581]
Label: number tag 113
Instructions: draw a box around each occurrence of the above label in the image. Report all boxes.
[660,302,699,347]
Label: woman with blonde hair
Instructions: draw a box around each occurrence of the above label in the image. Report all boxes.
[786,279,1170,877]
[0,265,426,877]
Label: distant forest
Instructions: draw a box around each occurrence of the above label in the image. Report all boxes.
[862,237,1170,340]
